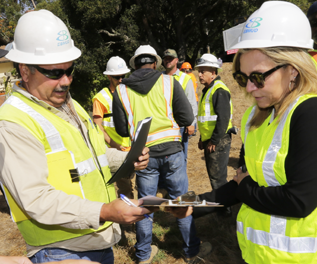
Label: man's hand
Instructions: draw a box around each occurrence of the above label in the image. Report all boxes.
[233,167,249,185]
[134,147,149,171]
[100,198,155,224]
[207,141,216,153]
[198,140,203,150]
[186,125,195,135]
[0,256,32,264]
[165,206,193,219]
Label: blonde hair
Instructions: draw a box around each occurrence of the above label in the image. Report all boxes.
[232,47,317,128]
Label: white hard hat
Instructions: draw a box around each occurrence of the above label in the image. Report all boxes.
[129,45,162,69]
[195,54,223,72]
[5,9,81,64]
[103,56,130,75]
[230,1,313,50]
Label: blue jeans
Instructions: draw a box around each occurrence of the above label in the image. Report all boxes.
[29,247,114,264]
[135,151,200,261]
[180,127,189,166]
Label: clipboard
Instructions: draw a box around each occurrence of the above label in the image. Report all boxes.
[107,117,152,185]
[139,191,224,207]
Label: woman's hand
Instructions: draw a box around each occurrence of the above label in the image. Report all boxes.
[233,167,249,185]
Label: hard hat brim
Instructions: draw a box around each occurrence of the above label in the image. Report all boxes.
[230,39,314,50]
[195,64,223,72]
[129,53,162,69]
[103,68,130,75]
[5,46,82,65]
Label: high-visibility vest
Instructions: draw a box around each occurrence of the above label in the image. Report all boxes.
[92,88,131,148]
[116,74,181,147]
[238,94,317,264]
[174,71,192,91]
[188,72,199,102]
[0,91,116,246]
[198,80,233,142]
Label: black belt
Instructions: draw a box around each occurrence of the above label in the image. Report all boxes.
[103,113,113,118]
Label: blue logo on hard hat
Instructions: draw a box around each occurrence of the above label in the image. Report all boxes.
[246,17,262,28]
[118,62,124,69]
[244,17,262,34]
[56,30,69,41]
[56,30,70,46]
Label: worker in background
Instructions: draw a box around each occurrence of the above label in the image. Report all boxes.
[180,62,199,136]
[112,45,211,264]
[162,49,197,166]
[92,56,131,151]
[92,56,134,199]
[196,54,233,192]
[0,10,152,264]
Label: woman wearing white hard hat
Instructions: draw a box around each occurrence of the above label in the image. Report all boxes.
[186,1,317,263]
[92,56,134,200]
[92,56,131,150]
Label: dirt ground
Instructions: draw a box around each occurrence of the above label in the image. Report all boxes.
[0,63,254,263]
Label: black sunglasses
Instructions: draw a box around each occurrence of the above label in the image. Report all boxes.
[233,64,287,88]
[31,64,75,80]
[111,75,125,80]
[196,58,214,66]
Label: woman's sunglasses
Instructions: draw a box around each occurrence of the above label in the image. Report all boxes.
[112,75,125,80]
[232,64,287,88]
[30,64,75,80]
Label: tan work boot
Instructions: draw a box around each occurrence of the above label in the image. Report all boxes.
[138,245,158,264]
[184,242,212,264]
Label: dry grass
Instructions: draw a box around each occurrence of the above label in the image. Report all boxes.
[0,63,253,263]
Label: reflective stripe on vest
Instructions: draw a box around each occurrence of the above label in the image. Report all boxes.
[198,81,233,123]
[118,75,179,142]
[99,90,115,128]
[5,96,108,177]
[118,84,135,139]
[178,72,186,86]
[238,96,317,253]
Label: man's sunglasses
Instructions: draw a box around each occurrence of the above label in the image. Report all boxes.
[30,64,75,80]
[111,75,125,80]
[196,58,214,66]
[232,64,287,89]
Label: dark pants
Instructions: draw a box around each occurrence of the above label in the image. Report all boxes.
[203,133,231,190]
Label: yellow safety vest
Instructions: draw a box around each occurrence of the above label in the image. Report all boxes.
[116,74,181,147]
[92,88,131,148]
[0,91,116,246]
[238,94,317,264]
[174,70,192,91]
[198,80,233,142]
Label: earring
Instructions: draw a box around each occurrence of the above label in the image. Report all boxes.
[289,76,296,92]
[289,81,292,92]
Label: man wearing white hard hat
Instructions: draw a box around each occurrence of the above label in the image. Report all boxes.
[92,56,134,199]
[113,45,211,264]
[196,54,233,194]
[0,10,153,263]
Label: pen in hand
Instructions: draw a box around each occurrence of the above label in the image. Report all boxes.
[120,194,153,222]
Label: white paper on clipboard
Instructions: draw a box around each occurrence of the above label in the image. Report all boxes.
[106,117,152,185]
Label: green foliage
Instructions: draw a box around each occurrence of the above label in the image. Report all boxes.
[1,0,315,109]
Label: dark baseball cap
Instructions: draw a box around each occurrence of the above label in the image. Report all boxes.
[308,2,317,18]
[0,49,8,58]
[163,49,178,58]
